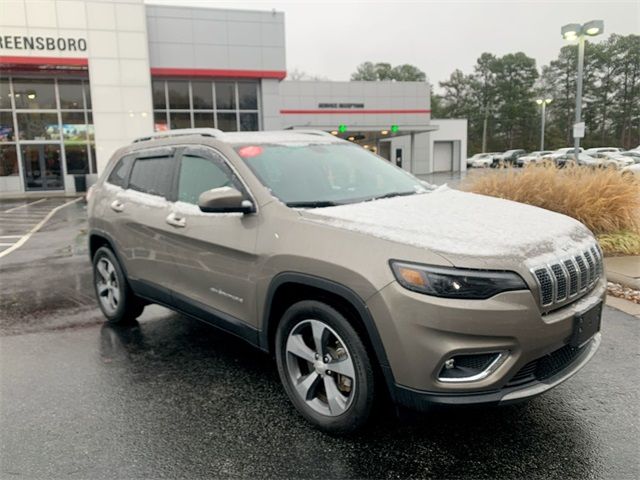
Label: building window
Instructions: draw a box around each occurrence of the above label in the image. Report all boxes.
[58,80,85,109]
[0,145,18,176]
[151,79,261,132]
[0,76,95,185]
[12,78,57,110]
[0,111,15,141]
[16,112,61,141]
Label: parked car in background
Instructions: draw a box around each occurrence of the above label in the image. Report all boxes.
[468,152,499,168]
[620,150,640,163]
[622,163,640,176]
[495,149,526,167]
[516,151,552,167]
[585,147,623,156]
[554,153,602,168]
[596,152,635,169]
[542,147,584,161]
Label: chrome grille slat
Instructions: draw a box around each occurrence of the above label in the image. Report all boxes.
[531,243,601,310]
[563,259,579,296]
[534,268,553,306]
[584,250,595,286]
[575,255,588,292]
[550,263,567,302]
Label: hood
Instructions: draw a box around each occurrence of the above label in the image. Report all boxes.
[301,187,594,265]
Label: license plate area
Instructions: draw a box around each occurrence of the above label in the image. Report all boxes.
[571,301,602,348]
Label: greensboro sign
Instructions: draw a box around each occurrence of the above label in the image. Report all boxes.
[0,35,87,52]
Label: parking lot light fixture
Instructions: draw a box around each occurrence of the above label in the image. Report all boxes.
[561,23,581,41]
[584,20,604,36]
[562,20,604,157]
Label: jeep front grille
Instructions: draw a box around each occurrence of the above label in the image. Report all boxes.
[530,244,603,308]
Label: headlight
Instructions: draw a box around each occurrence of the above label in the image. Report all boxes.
[390,261,528,299]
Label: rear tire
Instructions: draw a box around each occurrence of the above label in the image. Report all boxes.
[93,246,145,324]
[275,300,376,434]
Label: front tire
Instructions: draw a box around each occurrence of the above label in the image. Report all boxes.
[93,246,144,324]
[275,300,376,434]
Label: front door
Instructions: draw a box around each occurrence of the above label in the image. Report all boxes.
[164,146,260,330]
[21,144,64,190]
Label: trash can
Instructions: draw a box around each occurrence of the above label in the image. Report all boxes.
[74,175,87,193]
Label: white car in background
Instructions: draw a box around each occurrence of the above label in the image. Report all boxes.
[468,152,499,168]
[621,150,640,163]
[516,150,552,166]
[585,147,623,156]
[554,152,603,168]
[542,147,584,161]
[597,152,635,169]
[622,163,640,176]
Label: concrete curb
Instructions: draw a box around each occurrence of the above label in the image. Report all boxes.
[606,295,640,318]
[606,271,640,290]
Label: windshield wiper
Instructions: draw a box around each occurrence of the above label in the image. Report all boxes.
[369,191,417,201]
[286,200,340,208]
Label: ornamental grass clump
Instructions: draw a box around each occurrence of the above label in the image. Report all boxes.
[463,162,640,255]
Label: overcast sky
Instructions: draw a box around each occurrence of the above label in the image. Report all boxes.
[147,0,639,88]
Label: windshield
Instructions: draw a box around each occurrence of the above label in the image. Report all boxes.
[235,143,427,207]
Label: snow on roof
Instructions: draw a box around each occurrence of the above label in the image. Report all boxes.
[221,130,344,145]
[302,188,594,261]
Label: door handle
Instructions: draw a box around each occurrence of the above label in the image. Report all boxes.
[110,200,124,213]
[166,212,186,228]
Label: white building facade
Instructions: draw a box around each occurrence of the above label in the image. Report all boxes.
[0,1,466,196]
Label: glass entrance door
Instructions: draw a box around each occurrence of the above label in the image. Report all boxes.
[21,144,64,190]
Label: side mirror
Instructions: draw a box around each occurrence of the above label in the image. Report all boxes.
[198,187,255,214]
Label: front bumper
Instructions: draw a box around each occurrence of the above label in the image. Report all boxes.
[366,277,606,400]
[390,333,600,410]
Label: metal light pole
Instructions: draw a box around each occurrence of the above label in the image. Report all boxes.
[536,98,552,151]
[561,20,604,158]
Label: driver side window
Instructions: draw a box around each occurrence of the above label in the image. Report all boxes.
[177,153,236,205]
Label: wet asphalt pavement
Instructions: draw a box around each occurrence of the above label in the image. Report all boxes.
[1,198,639,479]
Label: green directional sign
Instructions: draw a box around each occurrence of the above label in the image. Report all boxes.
[390,125,399,133]
[338,124,348,133]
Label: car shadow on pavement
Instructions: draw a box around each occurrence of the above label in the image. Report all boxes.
[96,312,600,480]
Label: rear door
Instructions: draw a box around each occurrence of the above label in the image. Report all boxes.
[115,147,179,296]
[163,146,260,330]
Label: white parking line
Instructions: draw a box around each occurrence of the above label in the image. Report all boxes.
[1,198,47,213]
[0,197,82,259]
[0,235,23,239]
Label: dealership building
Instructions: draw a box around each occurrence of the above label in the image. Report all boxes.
[0,0,467,196]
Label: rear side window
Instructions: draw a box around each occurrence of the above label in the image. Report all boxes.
[177,153,236,205]
[128,155,174,198]
[106,155,133,188]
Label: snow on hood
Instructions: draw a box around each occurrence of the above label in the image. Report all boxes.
[302,187,594,262]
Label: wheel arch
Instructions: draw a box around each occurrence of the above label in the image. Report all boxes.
[88,229,129,277]
[260,272,396,394]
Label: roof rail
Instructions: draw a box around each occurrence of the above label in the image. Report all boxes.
[286,129,336,138]
[133,128,225,143]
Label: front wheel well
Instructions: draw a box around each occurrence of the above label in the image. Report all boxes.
[265,281,376,363]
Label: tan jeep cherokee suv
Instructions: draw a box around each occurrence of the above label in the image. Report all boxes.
[88,129,605,433]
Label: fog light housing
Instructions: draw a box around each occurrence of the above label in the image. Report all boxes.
[438,351,508,383]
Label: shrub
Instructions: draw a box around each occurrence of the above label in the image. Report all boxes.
[597,231,640,256]
[463,162,640,239]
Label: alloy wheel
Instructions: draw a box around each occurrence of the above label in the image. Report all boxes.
[285,319,356,416]
[96,257,121,315]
